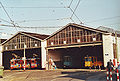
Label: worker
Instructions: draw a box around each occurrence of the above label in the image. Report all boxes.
[107,59,114,77]
[49,57,56,69]
[49,57,52,69]
[107,59,114,70]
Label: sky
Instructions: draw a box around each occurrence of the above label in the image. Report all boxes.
[0,0,120,39]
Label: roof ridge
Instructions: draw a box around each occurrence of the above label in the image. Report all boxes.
[21,31,49,36]
[69,23,108,33]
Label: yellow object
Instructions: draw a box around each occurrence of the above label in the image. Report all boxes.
[84,56,103,67]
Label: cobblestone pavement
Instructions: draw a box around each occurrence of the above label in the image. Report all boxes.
[0,69,119,81]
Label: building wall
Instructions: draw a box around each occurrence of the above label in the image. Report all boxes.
[0,45,2,65]
[41,40,47,69]
[102,33,114,67]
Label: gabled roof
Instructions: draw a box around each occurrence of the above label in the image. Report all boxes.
[2,31,49,45]
[97,26,120,37]
[21,32,49,40]
[97,26,120,35]
[45,23,108,40]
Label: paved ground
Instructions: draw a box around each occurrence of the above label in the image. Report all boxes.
[0,69,119,81]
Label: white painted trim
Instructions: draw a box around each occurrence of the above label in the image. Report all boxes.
[47,43,102,49]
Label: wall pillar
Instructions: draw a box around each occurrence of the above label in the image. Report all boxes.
[41,40,47,69]
[102,34,114,67]
[0,45,3,66]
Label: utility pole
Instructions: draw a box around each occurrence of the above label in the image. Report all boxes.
[115,32,119,64]
[24,43,26,71]
[0,37,2,44]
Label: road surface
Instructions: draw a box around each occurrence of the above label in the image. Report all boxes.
[0,69,119,81]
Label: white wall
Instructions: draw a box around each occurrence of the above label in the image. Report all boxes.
[102,34,114,67]
[0,45,3,66]
[41,40,47,69]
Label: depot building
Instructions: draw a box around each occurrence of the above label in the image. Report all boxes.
[0,32,49,69]
[0,23,120,70]
[43,23,120,69]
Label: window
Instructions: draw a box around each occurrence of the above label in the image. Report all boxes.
[15,46,17,49]
[35,44,37,47]
[51,42,54,45]
[63,41,66,44]
[77,39,81,43]
[93,38,96,41]
[6,47,7,50]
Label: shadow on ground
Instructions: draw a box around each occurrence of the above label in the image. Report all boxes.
[58,71,106,81]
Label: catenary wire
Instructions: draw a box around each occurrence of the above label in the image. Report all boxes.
[16,17,71,23]
[67,0,83,24]
[69,7,82,24]
[69,0,74,7]
[85,16,120,23]
[70,0,81,18]
[0,2,18,31]
[0,6,68,8]
[0,18,12,24]
[0,24,62,29]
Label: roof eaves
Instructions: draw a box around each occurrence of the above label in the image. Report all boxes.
[21,32,42,41]
[71,23,108,33]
